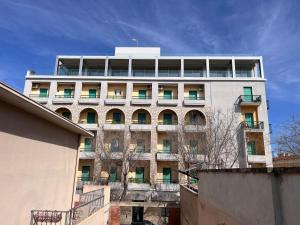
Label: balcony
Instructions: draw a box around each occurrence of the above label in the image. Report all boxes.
[157,122,178,132]
[241,121,264,131]
[237,95,262,106]
[157,96,178,106]
[129,151,152,160]
[158,70,181,77]
[131,96,152,105]
[183,96,205,106]
[78,95,100,105]
[247,155,266,164]
[79,148,95,159]
[103,122,125,131]
[52,94,74,104]
[29,94,48,104]
[155,179,180,192]
[130,121,152,131]
[128,178,151,190]
[110,69,128,77]
[132,69,155,77]
[184,154,205,163]
[156,152,179,161]
[78,123,98,130]
[184,124,206,132]
[104,95,126,105]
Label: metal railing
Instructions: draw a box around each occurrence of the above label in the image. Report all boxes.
[238,95,261,103]
[155,179,178,184]
[77,176,93,182]
[29,94,49,98]
[30,189,104,225]
[79,147,94,152]
[132,70,155,77]
[184,96,205,100]
[157,121,178,125]
[158,95,178,100]
[209,70,232,77]
[131,120,150,124]
[240,121,264,130]
[82,69,105,76]
[80,95,100,99]
[58,68,79,76]
[110,69,128,76]
[106,95,126,99]
[128,177,149,183]
[105,121,124,124]
[235,70,252,78]
[184,70,205,77]
[132,95,152,99]
[54,94,74,98]
[158,70,180,77]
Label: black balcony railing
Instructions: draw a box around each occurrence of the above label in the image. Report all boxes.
[54,94,74,98]
[155,179,178,184]
[157,121,178,125]
[241,121,264,130]
[106,95,126,99]
[238,95,261,104]
[128,177,149,183]
[79,147,94,152]
[80,95,100,99]
[132,95,152,99]
[31,189,104,225]
[29,94,49,98]
[184,96,205,100]
[158,96,178,100]
[77,176,93,182]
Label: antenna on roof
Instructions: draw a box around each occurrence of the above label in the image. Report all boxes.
[131,38,139,47]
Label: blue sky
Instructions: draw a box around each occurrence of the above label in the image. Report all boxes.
[0,0,300,143]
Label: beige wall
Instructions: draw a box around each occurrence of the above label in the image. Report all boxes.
[81,83,100,96]
[241,106,258,122]
[0,100,79,225]
[188,170,300,225]
[107,83,126,97]
[30,83,50,95]
[56,83,75,95]
[180,185,199,225]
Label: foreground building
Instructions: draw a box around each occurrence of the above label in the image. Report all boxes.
[23,47,272,224]
[0,82,112,225]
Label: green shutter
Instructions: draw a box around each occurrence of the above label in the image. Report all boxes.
[82,166,90,181]
[87,112,96,123]
[113,112,121,124]
[39,88,48,97]
[163,113,172,125]
[62,111,71,119]
[64,89,72,98]
[189,90,198,100]
[163,90,172,99]
[138,113,146,124]
[245,113,254,128]
[84,138,92,151]
[247,141,256,155]
[243,87,253,102]
[110,167,117,182]
[163,139,171,153]
[138,90,147,99]
[190,140,198,153]
[135,167,144,183]
[89,89,97,98]
[163,168,171,183]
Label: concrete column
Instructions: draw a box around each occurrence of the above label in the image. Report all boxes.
[155,57,158,77]
[180,58,184,77]
[128,57,132,77]
[178,82,184,107]
[232,57,236,78]
[152,82,158,106]
[260,57,265,79]
[206,58,210,77]
[126,82,133,107]
[104,57,109,76]
[23,79,32,96]
[49,81,57,105]
[79,57,83,76]
[100,81,108,106]
[150,129,158,186]
[54,56,59,75]
[74,81,82,101]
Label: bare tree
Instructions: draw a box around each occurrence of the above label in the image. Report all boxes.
[177,109,242,171]
[276,116,300,154]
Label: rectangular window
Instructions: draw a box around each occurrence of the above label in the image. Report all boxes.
[113,112,121,124]
[163,90,173,99]
[111,139,119,152]
[136,139,145,153]
[163,139,171,153]
[243,87,253,102]
[87,112,96,123]
[138,90,147,99]
[189,90,198,100]
[64,89,72,98]
[39,88,48,97]
[89,89,97,98]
